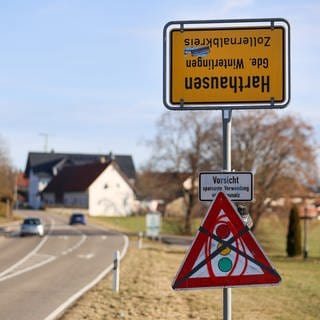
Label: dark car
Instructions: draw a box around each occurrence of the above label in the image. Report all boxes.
[69,213,86,225]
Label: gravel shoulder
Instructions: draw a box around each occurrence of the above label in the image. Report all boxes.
[59,238,320,320]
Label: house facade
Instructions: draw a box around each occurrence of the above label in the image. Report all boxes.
[89,164,135,216]
[24,151,136,209]
[28,170,51,209]
[42,161,136,216]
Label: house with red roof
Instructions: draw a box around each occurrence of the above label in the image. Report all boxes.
[16,171,29,206]
[42,160,136,217]
[24,151,136,209]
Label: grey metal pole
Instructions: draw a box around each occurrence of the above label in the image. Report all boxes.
[222,109,232,320]
[303,207,308,259]
[222,109,232,171]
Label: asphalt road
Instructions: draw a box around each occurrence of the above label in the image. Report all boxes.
[0,210,128,320]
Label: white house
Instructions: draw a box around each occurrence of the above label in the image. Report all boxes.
[28,170,51,209]
[24,151,136,209]
[42,161,136,217]
[88,164,135,216]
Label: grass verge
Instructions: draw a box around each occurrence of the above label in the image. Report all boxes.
[60,212,320,320]
[90,215,202,235]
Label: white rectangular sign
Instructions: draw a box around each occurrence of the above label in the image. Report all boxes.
[199,171,253,201]
[146,212,161,238]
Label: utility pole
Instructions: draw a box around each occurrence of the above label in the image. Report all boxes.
[39,133,49,152]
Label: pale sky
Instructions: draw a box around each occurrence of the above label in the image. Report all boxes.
[0,0,319,171]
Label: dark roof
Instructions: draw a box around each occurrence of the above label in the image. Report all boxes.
[43,162,110,193]
[24,151,136,180]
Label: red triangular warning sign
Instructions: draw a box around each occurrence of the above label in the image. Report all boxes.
[172,192,281,290]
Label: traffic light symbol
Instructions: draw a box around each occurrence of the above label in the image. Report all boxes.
[216,224,233,273]
[204,219,242,278]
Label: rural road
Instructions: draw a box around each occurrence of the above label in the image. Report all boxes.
[0,210,128,320]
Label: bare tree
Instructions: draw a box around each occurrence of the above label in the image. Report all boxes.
[136,171,189,204]
[228,110,317,230]
[145,111,219,233]
[145,110,317,233]
[0,136,15,218]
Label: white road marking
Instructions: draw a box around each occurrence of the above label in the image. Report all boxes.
[0,216,89,282]
[44,235,129,320]
[0,254,56,282]
[77,253,94,259]
[61,234,87,255]
[59,236,69,240]
[0,218,55,278]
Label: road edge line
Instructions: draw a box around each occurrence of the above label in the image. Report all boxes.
[43,234,129,320]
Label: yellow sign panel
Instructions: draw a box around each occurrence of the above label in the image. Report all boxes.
[170,27,286,106]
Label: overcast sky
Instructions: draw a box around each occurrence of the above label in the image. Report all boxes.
[0,0,319,171]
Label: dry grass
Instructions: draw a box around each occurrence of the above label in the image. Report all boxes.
[59,236,320,320]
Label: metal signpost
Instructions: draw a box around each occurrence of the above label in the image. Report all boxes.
[163,18,290,320]
[222,109,232,320]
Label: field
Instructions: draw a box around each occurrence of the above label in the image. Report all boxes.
[59,212,320,320]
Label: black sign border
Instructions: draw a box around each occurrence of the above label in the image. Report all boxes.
[163,18,290,111]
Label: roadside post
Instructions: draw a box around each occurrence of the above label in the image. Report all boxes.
[138,231,144,249]
[303,207,308,259]
[302,207,309,259]
[163,18,290,320]
[113,250,120,292]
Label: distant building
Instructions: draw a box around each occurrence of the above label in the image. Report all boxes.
[298,205,319,219]
[24,151,136,209]
[42,161,136,217]
[16,171,29,207]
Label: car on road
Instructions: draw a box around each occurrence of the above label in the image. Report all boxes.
[20,217,44,237]
[69,213,86,225]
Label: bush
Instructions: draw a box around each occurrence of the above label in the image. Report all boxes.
[286,205,302,257]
